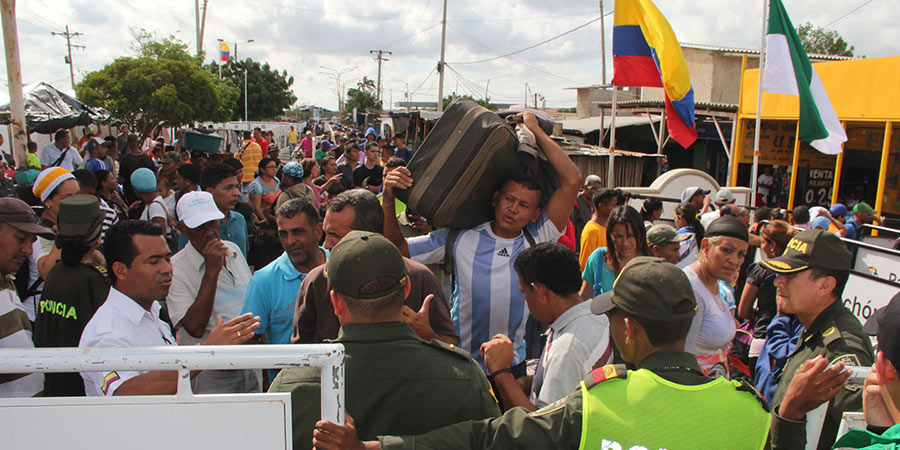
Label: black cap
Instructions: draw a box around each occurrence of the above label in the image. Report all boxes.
[591,257,697,321]
[865,292,900,370]
[705,216,749,242]
[761,229,851,273]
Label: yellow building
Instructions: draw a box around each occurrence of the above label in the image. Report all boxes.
[731,56,900,218]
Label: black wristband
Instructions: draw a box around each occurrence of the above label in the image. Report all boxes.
[488,367,513,382]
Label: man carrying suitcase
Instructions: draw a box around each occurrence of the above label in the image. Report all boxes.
[381,112,582,373]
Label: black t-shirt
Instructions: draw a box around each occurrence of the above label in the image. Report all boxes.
[118,152,155,203]
[353,164,383,188]
[746,262,778,338]
[336,163,355,190]
[33,263,110,396]
[314,175,347,196]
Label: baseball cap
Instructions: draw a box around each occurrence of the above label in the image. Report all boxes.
[130,168,157,193]
[33,167,75,202]
[57,195,104,242]
[321,140,333,148]
[160,151,182,165]
[591,257,697,321]
[830,203,849,217]
[715,189,735,205]
[760,229,851,273]
[811,216,831,230]
[681,186,710,203]
[863,292,900,370]
[647,224,690,247]
[853,202,876,215]
[176,191,224,229]
[0,197,55,239]
[325,231,408,300]
[392,132,404,140]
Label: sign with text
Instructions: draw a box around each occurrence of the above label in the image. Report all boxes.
[739,120,836,168]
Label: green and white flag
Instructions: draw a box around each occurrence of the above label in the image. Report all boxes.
[762,0,847,155]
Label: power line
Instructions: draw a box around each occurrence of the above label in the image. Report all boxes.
[409,68,436,96]
[448,14,606,65]
[823,0,877,28]
[52,25,85,92]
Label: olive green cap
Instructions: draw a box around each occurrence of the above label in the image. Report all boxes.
[325,231,407,300]
[591,256,697,321]
[760,229,851,273]
[160,151,182,164]
[57,194,104,242]
[646,224,690,247]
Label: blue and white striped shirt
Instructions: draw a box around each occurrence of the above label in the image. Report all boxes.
[408,213,562,367]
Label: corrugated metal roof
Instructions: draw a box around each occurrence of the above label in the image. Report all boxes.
[681,43,852,61]
[593,99,738,112]
[561,115,660,134]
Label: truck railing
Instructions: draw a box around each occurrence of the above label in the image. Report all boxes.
[0,344,345,425]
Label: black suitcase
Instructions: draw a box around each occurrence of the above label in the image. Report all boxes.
[396,99,553,230]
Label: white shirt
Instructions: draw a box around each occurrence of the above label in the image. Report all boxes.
[700,210,721,229]
[407,213,563,367]
[39,143,83,171]
[79,288,175,396]
[0,285,44,397]
[140,196,170,233]
[757,174,774,196]
[683,266,737,356]
[167,240,250,345]
[530,301,612,407]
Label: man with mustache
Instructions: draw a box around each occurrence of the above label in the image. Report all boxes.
[79,219,259,396]
[166,191,259,394]
[0,198,55,397]
[242,198,327,381]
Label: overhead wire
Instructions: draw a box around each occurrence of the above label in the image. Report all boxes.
[823,0,877,28]
[447,14,606,65]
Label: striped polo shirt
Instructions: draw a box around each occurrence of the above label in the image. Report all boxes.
[408,213,562,367]
[0,281,44,397]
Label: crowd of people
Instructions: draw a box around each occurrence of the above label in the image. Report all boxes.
[0,113,898,450]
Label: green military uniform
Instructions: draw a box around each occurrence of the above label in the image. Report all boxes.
[769,300,874,450]
[269,322,501,449]
[379,351,770,449]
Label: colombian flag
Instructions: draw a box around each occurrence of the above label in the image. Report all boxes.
[612,0,697,149]
[220,42,230,62]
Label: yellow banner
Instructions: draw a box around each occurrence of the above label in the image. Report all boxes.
[739,120,835,168]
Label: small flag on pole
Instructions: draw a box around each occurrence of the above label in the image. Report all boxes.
[612,0,697,149]
[219,42,230,62]
[762,0,846,154]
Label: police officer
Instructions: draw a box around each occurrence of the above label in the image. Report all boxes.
[311,257,772,450]
[762,229,875,450]
[270,231,500,449]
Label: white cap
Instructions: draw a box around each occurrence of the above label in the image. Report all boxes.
[681,186,710,203]
[715,189,735,205]
[176,191,224,229]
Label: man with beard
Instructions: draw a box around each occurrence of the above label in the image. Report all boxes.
[79,219,259,396]
[242,198,327,381]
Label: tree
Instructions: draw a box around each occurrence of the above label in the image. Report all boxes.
[76,34,238,138]
[344,88,381,113]
[442,94,497,111]
[207,59,297,121]
[797,22,855,57]
[356,76,376,94]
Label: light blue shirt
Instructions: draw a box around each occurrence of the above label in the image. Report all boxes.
[242,249,327,380]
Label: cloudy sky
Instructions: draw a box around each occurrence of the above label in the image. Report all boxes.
[7,0,895,112]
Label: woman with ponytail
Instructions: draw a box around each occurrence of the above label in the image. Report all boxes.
[674,202,704,268]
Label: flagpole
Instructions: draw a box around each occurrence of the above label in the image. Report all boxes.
[608,86,618,188]
[750,0,769,208]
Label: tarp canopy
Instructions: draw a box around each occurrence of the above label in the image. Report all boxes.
[0,82,109,134]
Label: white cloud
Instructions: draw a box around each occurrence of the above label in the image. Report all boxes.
[3,0,894,114]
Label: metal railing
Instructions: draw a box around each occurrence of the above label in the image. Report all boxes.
[0,344,346,424]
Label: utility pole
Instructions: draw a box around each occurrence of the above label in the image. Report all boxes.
[321,66,357,117]
[370,49,391,104]
[485,79,490,102]
[2,0,27,167]
[436,0,447,112]
[52,25,84,92]
[194,0,209,56]
[599,0,607,84]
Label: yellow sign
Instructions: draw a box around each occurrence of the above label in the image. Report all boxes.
[739,120,835,168]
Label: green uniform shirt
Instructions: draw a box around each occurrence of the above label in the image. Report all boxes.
[770,300,875,450]
[380,351,756,450]
[33,262,110,396]
[269,322,500,448]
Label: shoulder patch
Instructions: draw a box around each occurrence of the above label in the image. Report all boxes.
[735,380,771,412]
[426,339,472,360]
[822,325,843,347]
[583,364,628,390]
[831,354,862,391]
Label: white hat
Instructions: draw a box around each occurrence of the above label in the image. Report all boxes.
[176,191,224,229]
[715,189,735,205]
